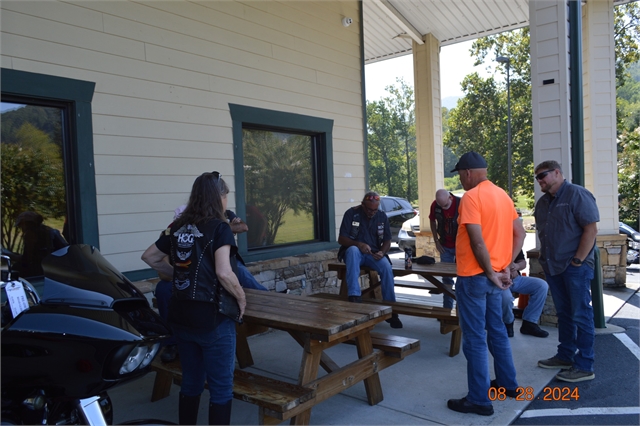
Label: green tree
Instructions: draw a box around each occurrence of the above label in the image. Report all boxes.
[1,124,66,251]
[446,28,534,203]
[614,2,640,88]
[617,62,640,134]
[617,128,640,229]
[367,99,404,196]
[446,80,534,201]
[366,78,417,201]
[442,107,459,178]
[614,3,640,228]
[1,105,62,148]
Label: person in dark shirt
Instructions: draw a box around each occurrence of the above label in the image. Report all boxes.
[429,189,461,309]
[501,250,549,338]
[142,172,245,425]
[338,191,401,328]
[10,211,68,278]
[534,160,599,383]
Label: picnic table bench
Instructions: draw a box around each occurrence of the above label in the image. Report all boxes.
[150,358,317,424]
[325,260,461,357]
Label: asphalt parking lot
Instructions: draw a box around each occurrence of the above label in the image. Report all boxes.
[513,263,640,426]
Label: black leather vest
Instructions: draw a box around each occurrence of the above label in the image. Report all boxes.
[435,194,460,242]
[169,219,237,304]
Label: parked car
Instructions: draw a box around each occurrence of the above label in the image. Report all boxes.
[379,196,417,243]
[620,222,640,265]
[397,212,420,252]
[620,222,640,251]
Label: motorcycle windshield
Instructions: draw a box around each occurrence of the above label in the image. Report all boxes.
[40,245,148,308]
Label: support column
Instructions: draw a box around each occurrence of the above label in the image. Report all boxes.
[582,0,625,286]
[530,0,572,187]
[412,34,442,257]
[529,0,625,288]
[582,0,618,234]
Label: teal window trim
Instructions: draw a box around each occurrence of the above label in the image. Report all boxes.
[229,104,336,263]
[1,68,99,248]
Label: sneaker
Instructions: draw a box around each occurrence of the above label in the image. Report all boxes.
[489,379,517,398]
[347,296,362,303]
[505,321,514,338]
[555,367,595,383]
[160,344,178,363]
[538,356,572,370]
[385,313,403,329]
[447,397,494,416]
[520,320,549,338]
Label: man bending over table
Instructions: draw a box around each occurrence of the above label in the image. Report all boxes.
[337,191,401,329]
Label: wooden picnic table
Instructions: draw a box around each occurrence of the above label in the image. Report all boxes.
[327,259,456,300]
[238,289,417,424]
[389,259,457,299]
[326,259,461,357]
[150,290,420,424]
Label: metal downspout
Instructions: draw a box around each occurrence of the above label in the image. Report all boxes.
[569,0,585,186]
[359,1,370,190]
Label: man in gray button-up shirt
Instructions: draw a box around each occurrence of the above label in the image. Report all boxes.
[533,160,599,383]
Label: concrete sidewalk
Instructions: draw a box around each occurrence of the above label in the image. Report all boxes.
[111,291,561,425]
[110,257,640,425]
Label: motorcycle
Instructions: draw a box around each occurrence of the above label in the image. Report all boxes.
[1,244,172,425]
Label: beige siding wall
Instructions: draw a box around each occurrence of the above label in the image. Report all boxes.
[1,0,364,272]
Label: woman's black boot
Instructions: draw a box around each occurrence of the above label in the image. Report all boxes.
[178,393,201,425]
[208,400,232,425]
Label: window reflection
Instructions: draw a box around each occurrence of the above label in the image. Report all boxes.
[242,129,316,249]
[1,102,69,279]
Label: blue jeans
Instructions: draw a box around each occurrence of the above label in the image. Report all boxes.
[237,263,268,291]
[440,246,456,309]
[173,317,236,404]
[546,264,595,372]
[155,280,176,346]
[344,246,396,302]
[456,275,518,406]
[502,275,548,324]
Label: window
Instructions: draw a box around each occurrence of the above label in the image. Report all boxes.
[1,69,97,279]
[230,105,336,262]
[1,102,68,278]
[380,197,397,213]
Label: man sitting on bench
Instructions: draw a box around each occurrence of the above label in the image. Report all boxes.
[501,250,549,338]
[337,191,402,329]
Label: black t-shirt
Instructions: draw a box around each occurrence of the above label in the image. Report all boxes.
[155,220,236,329]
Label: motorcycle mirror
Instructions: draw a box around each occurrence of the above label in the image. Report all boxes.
[1,255,11,282]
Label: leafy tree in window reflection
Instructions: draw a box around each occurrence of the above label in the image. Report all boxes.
[243,130,314,246]
[1,122,66,252]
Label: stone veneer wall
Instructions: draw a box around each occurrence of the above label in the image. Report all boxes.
[596,234,629,287]
[528,233,627,327]
[135,249,344,297]
[244,250,341,294]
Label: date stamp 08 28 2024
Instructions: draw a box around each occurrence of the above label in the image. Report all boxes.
[489,386,580,401]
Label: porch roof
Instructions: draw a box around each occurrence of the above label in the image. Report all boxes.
[363,0,632,64]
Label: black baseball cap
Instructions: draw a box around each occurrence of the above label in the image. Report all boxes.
[450,151,488,173]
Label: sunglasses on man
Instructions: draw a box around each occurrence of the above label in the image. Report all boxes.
[535,169,555,181]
